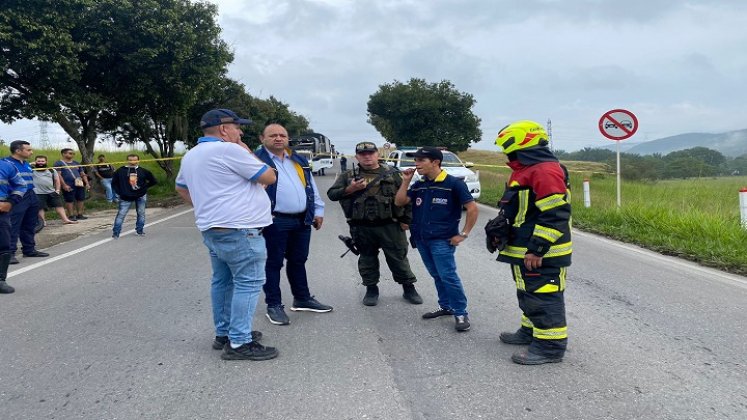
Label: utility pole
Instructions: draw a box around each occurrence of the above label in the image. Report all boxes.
[547,118,553,151]
[39,121,51,150]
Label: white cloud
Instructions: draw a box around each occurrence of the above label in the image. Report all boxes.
[3,0,746,154]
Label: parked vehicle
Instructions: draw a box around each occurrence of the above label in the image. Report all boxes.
[290,133,335,175]
[383,148,481,200]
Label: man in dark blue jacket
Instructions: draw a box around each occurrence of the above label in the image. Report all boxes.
[4,140,49,264]
[0,158,26,293]
[395,147,478,332]
[254,123,332,326]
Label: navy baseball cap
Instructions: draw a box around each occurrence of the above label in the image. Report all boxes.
[406,146,443,162]
[199,108,252,129]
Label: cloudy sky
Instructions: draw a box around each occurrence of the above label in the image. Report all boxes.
[2,0,746,154]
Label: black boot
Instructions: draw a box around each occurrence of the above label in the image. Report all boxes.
[362,285,379,306]
[402,284,423,304]
[0,253,15,294]
[499,328,533,345]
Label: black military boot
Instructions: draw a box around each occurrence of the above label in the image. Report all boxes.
[0,253,15,294]
[362,285,379,306]
[402,284,423,304]
[499,328,533,345]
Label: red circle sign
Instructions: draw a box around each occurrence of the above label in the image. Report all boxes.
[599,109,638,141]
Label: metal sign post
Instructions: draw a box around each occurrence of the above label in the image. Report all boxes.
[599,109,639,207]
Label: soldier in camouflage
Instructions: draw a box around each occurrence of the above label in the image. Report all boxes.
[327,142,422,306]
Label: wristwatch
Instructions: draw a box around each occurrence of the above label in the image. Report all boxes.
[459,231,469,238]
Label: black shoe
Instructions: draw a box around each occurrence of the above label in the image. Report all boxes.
[422,308,454,319]
[290,296,333,313]
[23,251,49,257]
[0,281,14,294]
[455,315,471,332]
[511,351,563,365]
[221,341,278,361]
[9,255,19,265]
[213,331,263,350]
[402,284,423,305]
[499,331,533,345]
[76,214,88,220]
[362,285,379,306]
[266,306,290,325]
[69,216,77,222]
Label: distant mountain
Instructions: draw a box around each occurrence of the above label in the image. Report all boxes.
[602,129,747,158]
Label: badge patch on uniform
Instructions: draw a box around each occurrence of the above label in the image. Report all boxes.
[432,197,448,205]
[415,197,423,206]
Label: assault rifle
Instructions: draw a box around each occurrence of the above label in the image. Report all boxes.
[338,235,360,258]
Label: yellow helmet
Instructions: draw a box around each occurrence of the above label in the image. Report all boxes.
[495,120,549,154]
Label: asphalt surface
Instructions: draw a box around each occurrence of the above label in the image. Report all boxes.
[1,169,746,420]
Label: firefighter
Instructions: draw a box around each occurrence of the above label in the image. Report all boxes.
[490,120,572,365]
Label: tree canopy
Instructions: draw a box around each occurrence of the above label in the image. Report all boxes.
[367,78,481,152]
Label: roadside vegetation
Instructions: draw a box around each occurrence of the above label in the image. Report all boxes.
[459,149,747,275]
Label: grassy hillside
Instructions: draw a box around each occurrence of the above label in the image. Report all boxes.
[459,149,747,274]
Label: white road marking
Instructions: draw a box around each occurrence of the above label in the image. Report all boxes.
[8,208,194,278]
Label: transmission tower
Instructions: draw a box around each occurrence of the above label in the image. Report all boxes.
[547,118,553,151]
[39,121,51,150]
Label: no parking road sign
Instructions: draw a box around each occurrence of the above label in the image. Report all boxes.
[599,109,638,141]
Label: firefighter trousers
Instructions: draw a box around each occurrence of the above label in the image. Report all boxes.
[510,264,568,358]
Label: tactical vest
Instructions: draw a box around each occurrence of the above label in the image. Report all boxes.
[342,168,407,224]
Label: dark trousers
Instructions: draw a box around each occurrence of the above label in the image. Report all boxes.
[0,211,12,255]
[263,216,312,307]
[10,192,39,254]
[350,223,416,286]
[510,264,568,358]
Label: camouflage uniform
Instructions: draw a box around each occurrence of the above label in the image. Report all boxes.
[327,165,416,287]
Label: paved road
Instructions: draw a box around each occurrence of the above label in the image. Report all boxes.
[2,171,746,420]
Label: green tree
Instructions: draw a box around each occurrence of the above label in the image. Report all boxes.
[367,78,481,152]
[0,0,230,174]
[102,0,232,179]
[187,78,310,149]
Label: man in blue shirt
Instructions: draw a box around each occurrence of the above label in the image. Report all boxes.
[54,148,90,221]
[395,146,478,332]
[4,141,49,264]
[255,123,333,325]
[0,158,26,293]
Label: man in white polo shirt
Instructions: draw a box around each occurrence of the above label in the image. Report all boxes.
[175,108,278,361]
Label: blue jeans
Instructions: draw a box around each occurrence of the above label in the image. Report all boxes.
[262,216,312,307]
[415,239,468,316]
[112,195,146,236]
[101,178,115,202]
[202,228,267,345]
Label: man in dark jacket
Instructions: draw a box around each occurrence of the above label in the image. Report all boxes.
[111,154,157,238]
[491,120,572,365]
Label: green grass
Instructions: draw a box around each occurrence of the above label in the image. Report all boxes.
[459,149,747,275]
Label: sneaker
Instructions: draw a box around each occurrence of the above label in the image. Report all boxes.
[136,232,145,236]
[266,306,290,325]
[422,308,454,319]
[34,218,45,234]
[402,284,423,304]
[499,330,533,345]
[70,216,78,222]
[221,341,278,361]
[76,214,88,220]
[290,296,333,313]
[455,315,471,332]
[511,351,563,365]
[0,281,14,294]
[212,331,263,350]
[9,255,19,265]
[362,285,379,306]
[112,233,119,239]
